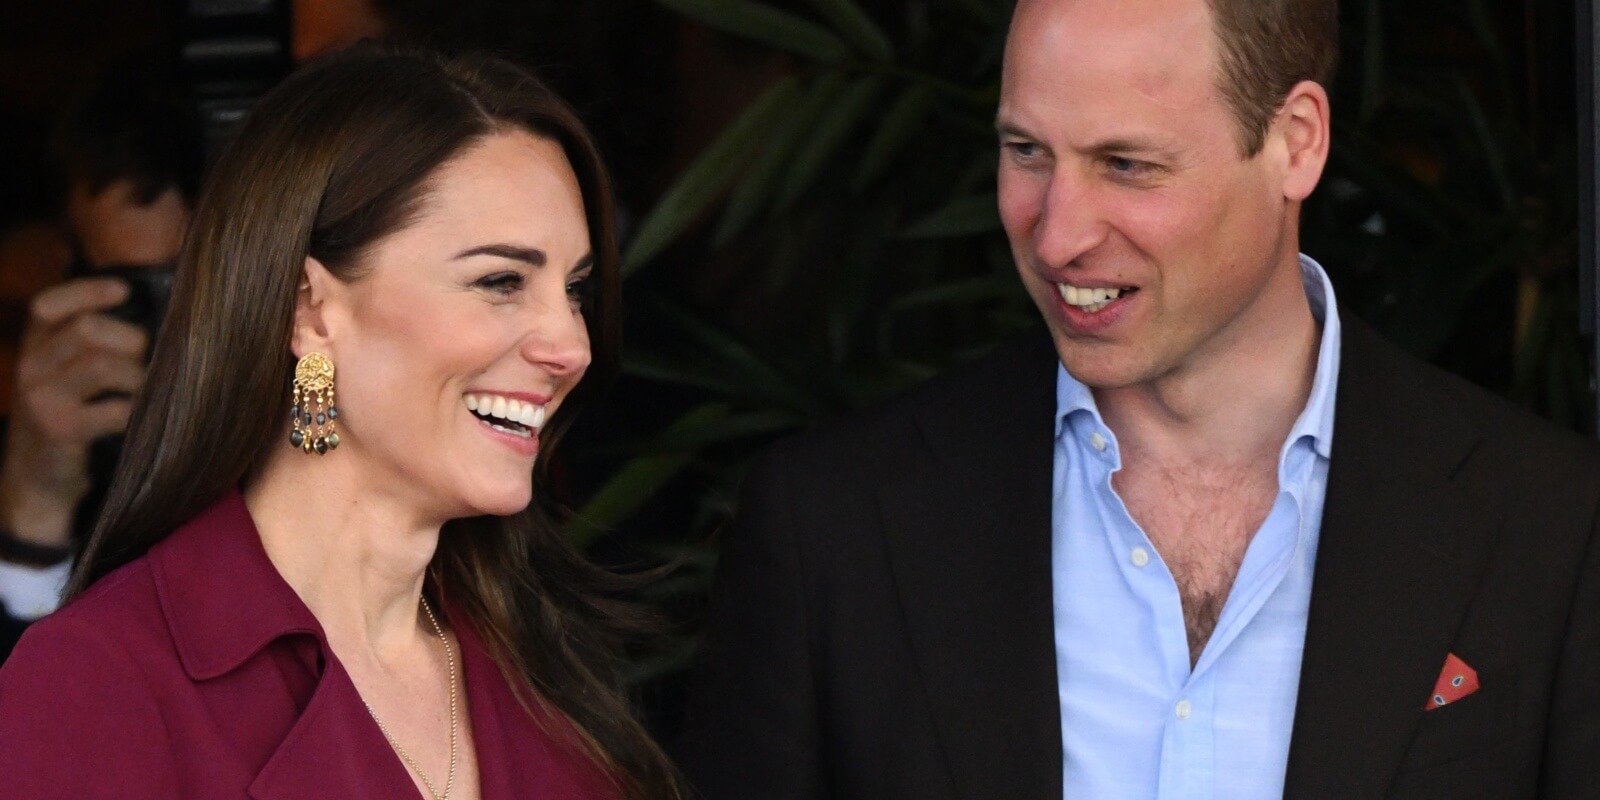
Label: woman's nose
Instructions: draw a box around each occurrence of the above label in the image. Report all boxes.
[520,298,591,379]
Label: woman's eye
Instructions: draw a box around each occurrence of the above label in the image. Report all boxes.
[475,272,524,294]
[566,274,595,308]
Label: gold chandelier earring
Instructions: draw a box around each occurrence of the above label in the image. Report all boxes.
[289,352,340,455]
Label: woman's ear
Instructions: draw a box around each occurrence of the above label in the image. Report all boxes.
[291,256,339,358]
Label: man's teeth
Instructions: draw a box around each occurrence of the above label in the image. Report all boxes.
[1056,283,1128,313]
[463,394,548,432]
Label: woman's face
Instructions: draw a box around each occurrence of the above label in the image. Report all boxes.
[300,129,594,519]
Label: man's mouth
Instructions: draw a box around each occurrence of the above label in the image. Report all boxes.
[1056,282,1139,314]
[463,393,547,440]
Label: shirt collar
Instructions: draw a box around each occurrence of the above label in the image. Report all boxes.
[1054,253,1341,461]
[148,489,327,681]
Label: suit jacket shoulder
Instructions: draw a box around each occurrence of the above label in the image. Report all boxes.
[1287,318,1600,799]
[1338,317,1600,518]
[758,333,1058,491]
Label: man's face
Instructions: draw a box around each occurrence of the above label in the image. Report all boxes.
[997,0,1297,390]
[66,179,188,270]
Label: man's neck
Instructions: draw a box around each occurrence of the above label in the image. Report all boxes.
[1095,259,1321,472]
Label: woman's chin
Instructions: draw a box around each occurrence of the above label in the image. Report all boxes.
[459,483,534,519]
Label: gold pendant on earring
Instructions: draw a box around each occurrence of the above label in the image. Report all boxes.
[289,352,341,455]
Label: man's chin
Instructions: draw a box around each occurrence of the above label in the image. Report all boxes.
[1051,337,1154,391]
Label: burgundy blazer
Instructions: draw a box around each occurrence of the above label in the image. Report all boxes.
[0,491,618,800]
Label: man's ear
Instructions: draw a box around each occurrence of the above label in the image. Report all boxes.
[1272,80,1331,203]
[291,256,340,359]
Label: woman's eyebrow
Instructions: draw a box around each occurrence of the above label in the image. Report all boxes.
[453,243,547,267]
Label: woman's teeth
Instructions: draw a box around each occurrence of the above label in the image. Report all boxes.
[1057,283,1132,314]
[463,393,547,438]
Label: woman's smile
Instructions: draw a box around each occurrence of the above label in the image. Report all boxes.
[463,391,550,456]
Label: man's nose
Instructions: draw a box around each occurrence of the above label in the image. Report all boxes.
[1032,171,1109,269]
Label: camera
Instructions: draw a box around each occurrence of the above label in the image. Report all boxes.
[92,266,176,347]
[64,255,176,356]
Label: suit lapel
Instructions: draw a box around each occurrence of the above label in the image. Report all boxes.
[1284,321,1500,797]
[878,335,1062,799]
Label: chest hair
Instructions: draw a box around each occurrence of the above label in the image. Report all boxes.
[1113,462,1279,665]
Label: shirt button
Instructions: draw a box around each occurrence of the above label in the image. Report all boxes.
[1175,700,1192,720]
[1130,547,1151,568]
[1089,432,1108,451]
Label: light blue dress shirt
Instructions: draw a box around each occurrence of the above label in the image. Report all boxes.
[1052,254,1341,799]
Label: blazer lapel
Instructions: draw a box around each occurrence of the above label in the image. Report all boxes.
[1284,321,1500,797]
[248,650,423,800]
[878,334,1062,799]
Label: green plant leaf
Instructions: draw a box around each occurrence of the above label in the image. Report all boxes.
[854,85,937,190]
[654,0,850,63]
[887,273,1018,313]
[622,638,701,684]
[1358,0,1384,123]
[773,76,888,211]
[623,77,800,274]
[1452,77,1515,213]
[623,350,765,402]
[714,74,848,245]
[653,301,822,414]
[627,409,802,454]
[565,403,732,547]
[805,0,894,60]
[946,0,1004,26]
[902,193,1001,238]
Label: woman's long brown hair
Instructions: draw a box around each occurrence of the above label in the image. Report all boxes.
[67,41,677,798]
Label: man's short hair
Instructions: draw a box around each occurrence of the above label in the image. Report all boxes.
[1208,0,1339,156]
[51,59,201,206]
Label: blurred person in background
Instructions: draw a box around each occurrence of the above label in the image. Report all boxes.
[0,62,196,659]
[0,43,678,799]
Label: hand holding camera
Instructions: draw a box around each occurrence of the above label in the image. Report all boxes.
[0,276,151,549]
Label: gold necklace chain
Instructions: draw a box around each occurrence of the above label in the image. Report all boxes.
[362,599,459,800]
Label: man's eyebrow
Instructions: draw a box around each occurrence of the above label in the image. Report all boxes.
[995,120,1035,139]
[453,243,547,267]
[1086,137,1179,160]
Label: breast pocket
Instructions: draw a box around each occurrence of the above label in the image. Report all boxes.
[1399,665,1520,769]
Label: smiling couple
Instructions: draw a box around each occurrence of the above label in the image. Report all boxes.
[3,1,1598,799]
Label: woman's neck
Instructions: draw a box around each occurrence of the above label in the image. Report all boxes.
[243,449,445,661]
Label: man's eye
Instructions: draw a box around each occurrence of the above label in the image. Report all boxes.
[1004,141,1042,160]
[475,272,524,294]
[1106,156,1153,178]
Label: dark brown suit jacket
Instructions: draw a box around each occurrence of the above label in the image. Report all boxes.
[679,319,1600,799]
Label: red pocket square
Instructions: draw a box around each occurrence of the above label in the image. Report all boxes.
[1423,653,1480,710]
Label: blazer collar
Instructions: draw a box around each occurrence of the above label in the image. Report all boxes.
[148,489,326,682]
[1284,318,1498,796]
[878,332,1063,799]
[149,491,615,799]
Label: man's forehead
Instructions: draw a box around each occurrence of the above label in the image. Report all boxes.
[1000,0,1225,142]
[1004,0,1218,100]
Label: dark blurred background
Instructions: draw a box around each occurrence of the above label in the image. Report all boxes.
[0,0,1589,741]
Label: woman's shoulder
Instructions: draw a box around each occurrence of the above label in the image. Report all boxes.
[0,553,178,714]
[17,554,169,660]
[1,554,172,691]
[0,558,179,794]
